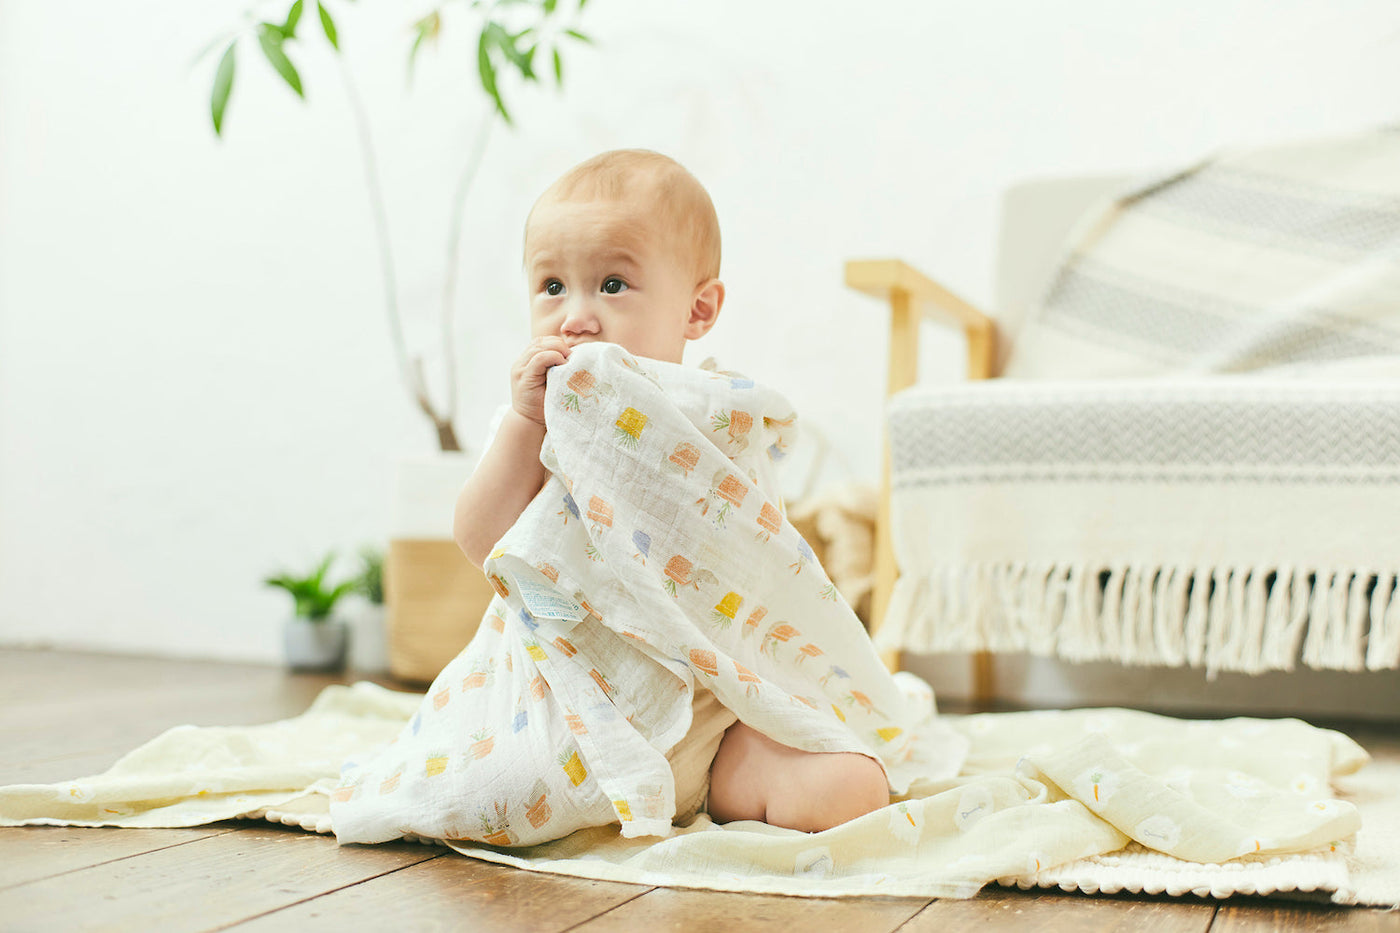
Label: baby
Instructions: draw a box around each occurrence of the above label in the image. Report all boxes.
[453,149,888,832]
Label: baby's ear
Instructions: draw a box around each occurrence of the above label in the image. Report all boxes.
[686,279,725,340]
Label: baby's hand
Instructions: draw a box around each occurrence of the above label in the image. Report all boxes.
[511,337,571,426]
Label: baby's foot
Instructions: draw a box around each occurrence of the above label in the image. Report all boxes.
[707,721,888,832]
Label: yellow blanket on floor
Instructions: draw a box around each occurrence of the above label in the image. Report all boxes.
[0,681,1373,901]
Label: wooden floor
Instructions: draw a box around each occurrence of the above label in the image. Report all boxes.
[1,649,1396,933]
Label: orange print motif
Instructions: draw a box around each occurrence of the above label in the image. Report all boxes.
[576,595,603,624]
[487,612,506,633]
[743,606,768,638]
[733,660,761,697]
[847,690,884,718]
[664,555,697,597]
[488,574,510,597]
[552,636,578,657]
[470,730,495,759]
[756,502,783,540]
[698,469,750,526]
[478,801,516,846]
[565,711,587,735]
[689,648,719,677]
[562,369,597,411]
[586,496,613,528]
[526,779,552,828]
[796,643,825,665]
[666,442,701,476]
[530,675,547,701]
[711,409,754,451]
[762,622,800,656]
[380,773,401,795]
[588,668,615,696]
[537,563,560,583]
[433,688,451,711]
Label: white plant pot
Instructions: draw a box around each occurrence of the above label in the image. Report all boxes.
[348,602,389,674]
[283,617,348,671]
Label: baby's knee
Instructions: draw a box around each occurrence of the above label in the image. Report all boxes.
[817,753,889,829]
[769,751,888,833]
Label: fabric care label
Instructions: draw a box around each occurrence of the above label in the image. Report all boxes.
[510,572,586,624]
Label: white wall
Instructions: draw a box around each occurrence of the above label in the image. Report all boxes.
[3,0,1399,667]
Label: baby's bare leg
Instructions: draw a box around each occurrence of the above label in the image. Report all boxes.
[706,721,888,832]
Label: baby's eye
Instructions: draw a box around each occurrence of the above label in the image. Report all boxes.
[543,279,565,296]
[601,277,628,295]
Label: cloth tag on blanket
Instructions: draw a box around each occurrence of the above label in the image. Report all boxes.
[510,573,585,623]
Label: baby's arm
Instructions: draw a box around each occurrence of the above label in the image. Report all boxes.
[453,337,572,569]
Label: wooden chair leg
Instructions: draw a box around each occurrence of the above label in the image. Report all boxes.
[971,651,996,709]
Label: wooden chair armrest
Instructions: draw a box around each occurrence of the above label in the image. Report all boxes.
[845,258,999,387]
[845,259,999,696]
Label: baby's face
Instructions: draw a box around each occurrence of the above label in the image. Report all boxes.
[525,195,701,364]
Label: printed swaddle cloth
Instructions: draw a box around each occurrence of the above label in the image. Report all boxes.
[330,342,966,847]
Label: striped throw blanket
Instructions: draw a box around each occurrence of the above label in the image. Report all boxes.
[882,126,1400,673]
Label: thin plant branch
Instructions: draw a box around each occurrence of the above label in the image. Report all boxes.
[336,54,439,432]
[439,108,498,424]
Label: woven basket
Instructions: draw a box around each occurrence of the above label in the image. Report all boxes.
[385,538,495,684]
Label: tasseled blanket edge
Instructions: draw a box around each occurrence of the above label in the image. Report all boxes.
[880,563,1400,676]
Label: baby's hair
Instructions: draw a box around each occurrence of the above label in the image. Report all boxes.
[527,149,721,282]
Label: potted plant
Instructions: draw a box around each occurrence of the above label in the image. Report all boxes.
[198,0,597,682]
[265,552,360,670]
[347,544,390,673]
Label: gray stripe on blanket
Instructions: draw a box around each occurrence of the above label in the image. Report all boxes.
[1038,263,1400,367]
[889,395,1400,476]
[1147,166,1400,254]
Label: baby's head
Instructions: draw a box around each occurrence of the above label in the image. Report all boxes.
[524,150,724,364]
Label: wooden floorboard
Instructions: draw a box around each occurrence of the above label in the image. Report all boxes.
[568,887,927,933]
[903,886,1216,932]
[2,826,440,933]
[229,852,651,932]
[0,648,1397,932]
[0,825,237,890]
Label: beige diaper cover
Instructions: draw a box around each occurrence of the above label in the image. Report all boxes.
[666,686,739,822]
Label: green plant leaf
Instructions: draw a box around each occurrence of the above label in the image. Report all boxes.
[477,27,511,123]
[552,46,562,84]
[408,11,441,82]
[257,23,305,98]
[565,28,592,43]
[311,551,335,588]
[487,22,535,80]
[211,42,237,136]
[283,0,304,37]
[544,0,558,13]
[317,1,339,50]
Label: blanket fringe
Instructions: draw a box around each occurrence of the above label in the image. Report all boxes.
[880,563,1400,676]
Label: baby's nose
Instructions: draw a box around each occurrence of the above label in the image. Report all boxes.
[561,301,601,335]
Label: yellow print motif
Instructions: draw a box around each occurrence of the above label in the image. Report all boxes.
[559,748,588,786]
[614,407,648,449]
[712,591,743,628]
